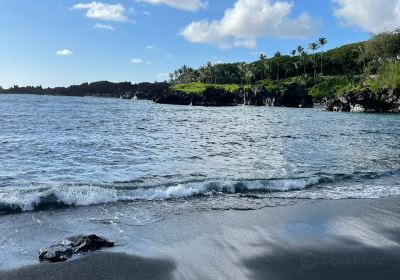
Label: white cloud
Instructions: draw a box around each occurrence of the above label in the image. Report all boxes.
[333,0,400,33]
[131,58,144,64]
[137,0,207,11]
[181,0,320,49]
[157,72,170,80]
[143,11,151,16]
[72,2,129,22]
[56,49,74,56]
[93,23,115,30]
[145,61,152,65]
[146,45,156,50]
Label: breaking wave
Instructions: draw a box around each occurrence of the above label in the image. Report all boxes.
[0,171,399,215]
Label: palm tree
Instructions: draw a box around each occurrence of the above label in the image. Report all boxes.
[244,66,254,84]
[198,67,208,83]
[238,63,247,87]
[297,46,306,75]
[318,37,328,75]
[308,42,320,80]
[205,62,213,84]
[274,51,282,81]
[258,53,267,80]
[290,50,298,76]
[357,44,367,70]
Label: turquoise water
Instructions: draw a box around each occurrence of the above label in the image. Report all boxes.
[0,94,400,213]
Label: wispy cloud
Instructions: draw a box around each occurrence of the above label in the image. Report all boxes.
[93,23,115,30]
[137,0,207,11]
[56,49,74,56]
[157,72,170,80]
[146,45,156,50]
[131,58,152,65]
[131,58,144,64]
[72,2,129,22]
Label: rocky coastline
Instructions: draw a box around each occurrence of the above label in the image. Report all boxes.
[153,82,314,108]
[323,88,400,113]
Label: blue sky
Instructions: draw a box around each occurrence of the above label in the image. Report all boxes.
[0,0,399,88]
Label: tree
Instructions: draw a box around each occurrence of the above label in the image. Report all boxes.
[274,51,282,81]
[205,62,213,84]
[258,53,267,80]
[297,46,307,75]
[198,66,208,83]
[238,63,247,86]
[244,65,254,84]
[169,73,174,83]
[366,30,400,62]
[308,42,320,80]
[290,50,298,76]
[318,37,328,75]
[356,44,367,70]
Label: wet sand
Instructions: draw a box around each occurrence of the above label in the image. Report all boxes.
[1,197,399,279]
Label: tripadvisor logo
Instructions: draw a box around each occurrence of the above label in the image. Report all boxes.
[300,254,383,269]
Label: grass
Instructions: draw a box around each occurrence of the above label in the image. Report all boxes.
[368,61,400,92]
[172,82,242,95]
[308,76,363,100]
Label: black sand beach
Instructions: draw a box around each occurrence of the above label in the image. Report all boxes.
[1,196,399,280]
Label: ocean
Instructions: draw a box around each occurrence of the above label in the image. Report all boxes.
[0,94,399,268]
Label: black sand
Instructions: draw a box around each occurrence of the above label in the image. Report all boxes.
[1,197,399,279]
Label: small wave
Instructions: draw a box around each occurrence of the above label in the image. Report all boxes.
[0,171,398,215]
[0,177,321,215]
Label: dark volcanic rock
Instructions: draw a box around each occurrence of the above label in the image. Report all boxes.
[280,83,314,108]
[324,88,400,113]
[154,87,241,106]
[245,83,313,108]
[39,244,74,262]
[39,235,114,262]
[192,87,240,106]
[153,83,314,108]
[69,234,114,253]
[153,90,192,105]
[245,85,280,106]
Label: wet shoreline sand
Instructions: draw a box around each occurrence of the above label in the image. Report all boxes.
[1,196,399,280]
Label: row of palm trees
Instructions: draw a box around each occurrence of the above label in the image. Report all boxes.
[256,37,328,83]
[170,37,328,85]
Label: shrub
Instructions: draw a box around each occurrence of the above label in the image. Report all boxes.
[172,82,242,95]
[368,61,400,92]
[308,76,362,100]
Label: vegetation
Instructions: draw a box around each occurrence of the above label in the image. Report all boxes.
[309,76,362,100]
[172,82,241,95]
[1,30,399,104]
[368,61,400,92]
[165,30,400,101]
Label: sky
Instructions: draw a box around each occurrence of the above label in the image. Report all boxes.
[0,0,399,88]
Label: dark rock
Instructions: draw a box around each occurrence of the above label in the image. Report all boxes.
[323,98,350,112]
[39,244,74,262]
[245,83,313,108]
[153,90,192,105]
[192,87,240,106]
[39,235,114,262]
[280,83,314,108]
[245,85,280,106]
[323,87,400,113]
[69,234,114,253]
[154,83,314,108]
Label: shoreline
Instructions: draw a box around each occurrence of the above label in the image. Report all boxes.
[1,196,399,279]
